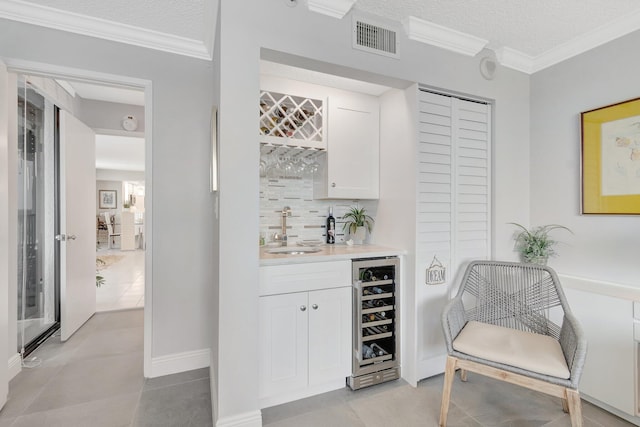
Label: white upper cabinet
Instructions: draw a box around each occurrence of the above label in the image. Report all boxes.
[314,94,380,199]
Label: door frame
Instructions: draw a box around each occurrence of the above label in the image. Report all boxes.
[4,58,154,377]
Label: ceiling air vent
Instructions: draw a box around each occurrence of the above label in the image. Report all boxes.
[353,18,398,58]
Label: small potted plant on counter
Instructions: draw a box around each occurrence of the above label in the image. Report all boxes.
[509,222,572,265]
[343,207,374,244]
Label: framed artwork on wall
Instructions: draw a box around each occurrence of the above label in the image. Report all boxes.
[99,190,117,209]
[581,97,640,214]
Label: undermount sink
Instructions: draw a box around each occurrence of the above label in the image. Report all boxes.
[266,247,322,255]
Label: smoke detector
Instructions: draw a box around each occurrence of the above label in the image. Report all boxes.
[121,115,138,131]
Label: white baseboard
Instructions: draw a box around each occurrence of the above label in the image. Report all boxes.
[8,353,21,380]
[418,354,446,380]
[216,410,262,427]
[149,348,210,378]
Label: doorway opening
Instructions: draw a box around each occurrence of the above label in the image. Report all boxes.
[10,68,150,370]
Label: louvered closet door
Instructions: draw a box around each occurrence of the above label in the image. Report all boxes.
[416,89,491,377]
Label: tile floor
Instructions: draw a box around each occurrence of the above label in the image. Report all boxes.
[0,309,212,427]
[262,374,636,427]
[1,309,635,426]
[96,247,145,312]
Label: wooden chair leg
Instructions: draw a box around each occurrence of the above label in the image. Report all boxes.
[439,356,457,427]
[460,369,468,382]
[565,388,583,427]
[562,398,569,413]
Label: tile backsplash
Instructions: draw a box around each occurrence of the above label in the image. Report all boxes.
[259,176,378,245]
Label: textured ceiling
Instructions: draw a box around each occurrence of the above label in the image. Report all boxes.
[23,0,206,40]
[355,0,640,56]
[7,0,640,70]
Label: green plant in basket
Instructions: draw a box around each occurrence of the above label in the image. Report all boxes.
[509,223,572,265]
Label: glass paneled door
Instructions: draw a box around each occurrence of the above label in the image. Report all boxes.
[17,78,60,356]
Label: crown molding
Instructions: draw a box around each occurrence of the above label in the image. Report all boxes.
[307,0,356,19]
[0,0,212,60]
[495,47,534,74]
[402,16,488,57]
[530,8,640,73]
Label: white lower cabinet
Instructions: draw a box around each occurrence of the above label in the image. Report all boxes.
[259,286,351,408]
[563,286,637,418]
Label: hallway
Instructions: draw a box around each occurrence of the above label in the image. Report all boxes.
[96,248,145,312]
[0,310,212,426]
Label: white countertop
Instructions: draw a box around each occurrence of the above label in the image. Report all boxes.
[259,243,404,266]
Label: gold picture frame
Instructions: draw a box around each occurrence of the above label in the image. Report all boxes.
[581,97,640,214]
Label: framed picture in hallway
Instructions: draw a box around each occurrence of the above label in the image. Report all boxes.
[581,97,640,214]
[99,190,117,209]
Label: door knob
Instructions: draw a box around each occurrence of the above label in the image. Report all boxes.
[312,304,318,310]
[300,305,307,311]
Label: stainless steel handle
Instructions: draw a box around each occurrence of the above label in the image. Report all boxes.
[300,305,307,312]
[55,234,76,241]
[311,304,318,310]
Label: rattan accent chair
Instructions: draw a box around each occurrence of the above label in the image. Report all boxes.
[440,261,587,427]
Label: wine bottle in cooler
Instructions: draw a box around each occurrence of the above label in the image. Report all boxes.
[326,206,335,244]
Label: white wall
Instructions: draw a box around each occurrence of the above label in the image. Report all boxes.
[215,1,530,424]
[530,30,640,286]
[0,18,216,374]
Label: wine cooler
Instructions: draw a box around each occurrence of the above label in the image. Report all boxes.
[348,257,400,390]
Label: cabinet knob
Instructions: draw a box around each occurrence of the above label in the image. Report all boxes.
[312,304,318,310]
[331,182,336,188]
[300,305,307,311]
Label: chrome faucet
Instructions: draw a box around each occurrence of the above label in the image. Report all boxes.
[279,206,292,246]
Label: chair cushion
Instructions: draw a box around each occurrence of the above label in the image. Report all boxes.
[452,321,570,379]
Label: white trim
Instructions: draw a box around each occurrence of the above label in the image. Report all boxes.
[531,8,640,73]
[581,393,640,426]
[215,410,262,427]
[307,0,356,19]
[495,47,534,74]
[558,274,640,302]
[418,354,447,380]
[259,378,345,409]
[1,58,155,382]
[149,348,210,379]
[143,82,153,379]
[402,16,488,57]
[0,0,211,60]
[7,353,20,380]
[3,59,150,89]
[93,127,144,138]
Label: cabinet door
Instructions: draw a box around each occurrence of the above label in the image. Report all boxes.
[259,292,309,399]
[322,95,379,199]
[563,288,636,416]
[308,287,352,386]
